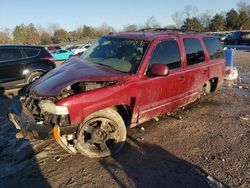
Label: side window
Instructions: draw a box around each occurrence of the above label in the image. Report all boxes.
[203,37,224,60]
[59,50,67,53]
[184,38,205,66]
[0,48,22,62]
[149,40,181,70]
[23,48,40,58]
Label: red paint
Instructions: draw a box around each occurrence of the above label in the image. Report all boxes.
[31,32,226,127]
[150,64,169,76]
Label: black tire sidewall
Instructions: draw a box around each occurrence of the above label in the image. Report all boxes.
[27,71,43,84]
[76,108,126,158]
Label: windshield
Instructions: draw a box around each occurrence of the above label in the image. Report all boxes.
[81,37,149,73]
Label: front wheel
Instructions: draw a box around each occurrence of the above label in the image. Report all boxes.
[76,108,126,158]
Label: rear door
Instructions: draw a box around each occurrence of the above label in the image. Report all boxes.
[202,36,225,84]
[22,47,41,66]
[0,47,24,83]
[180,37,208,103]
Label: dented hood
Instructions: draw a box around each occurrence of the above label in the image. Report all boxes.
[31,57,130,97]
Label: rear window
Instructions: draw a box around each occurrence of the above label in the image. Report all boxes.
[203,37,224,60]
[59,50,67,53]
[0,48,22,61]
[40,48,52,57]
[184,38,205,65]
[23,48,40,57]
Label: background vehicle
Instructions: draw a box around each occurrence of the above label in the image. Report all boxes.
[213,33,229,43]
[9,30,225,158]
[64,45,80,51]
[0,45,55,90]
[71,43,91,55]
[224,31,250,45]
[45,45,61,53]
[50,49,73,61]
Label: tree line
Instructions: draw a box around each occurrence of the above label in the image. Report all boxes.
[0,23,114,45]
[0,1,250,45]
[178,1,250,32]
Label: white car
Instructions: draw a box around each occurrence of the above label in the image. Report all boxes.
[71,43,91,55]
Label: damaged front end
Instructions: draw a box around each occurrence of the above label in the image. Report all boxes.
[8,80,118,154]
[58,81,117,99]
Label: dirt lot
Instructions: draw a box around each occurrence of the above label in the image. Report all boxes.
[0,51,249,188]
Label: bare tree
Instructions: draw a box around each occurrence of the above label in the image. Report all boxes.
[46,23,61,36]
[98,22,115,35]
[183,5,199,19]
[144,16,161,28]
[171,11,183,29]
[237,0,250,15]
[0,28,12,43]
[123,24,138,31]
[199,10,214,29]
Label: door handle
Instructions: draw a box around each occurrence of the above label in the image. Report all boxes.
[178,75,185,81]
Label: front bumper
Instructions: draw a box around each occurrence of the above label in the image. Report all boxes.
[8,99,53,139]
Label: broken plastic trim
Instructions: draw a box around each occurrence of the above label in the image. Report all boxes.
[53,125,77,154]
[39,100,69,115]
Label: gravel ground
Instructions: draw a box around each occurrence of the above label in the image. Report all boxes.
[0,50,249,188]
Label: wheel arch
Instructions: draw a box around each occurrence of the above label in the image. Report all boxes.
[209,77,218,92]
[112,105,132,127]
[202,77,219,94]
[81,104,132,128]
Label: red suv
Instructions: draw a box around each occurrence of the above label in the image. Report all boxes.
[9,30,225,158]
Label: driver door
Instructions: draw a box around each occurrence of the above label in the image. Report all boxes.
[137,38,188,123]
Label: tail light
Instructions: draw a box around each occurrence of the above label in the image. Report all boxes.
[44,56,55,63]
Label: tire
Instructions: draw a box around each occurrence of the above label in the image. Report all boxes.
[27,71,44,84]
[76,108,126,158]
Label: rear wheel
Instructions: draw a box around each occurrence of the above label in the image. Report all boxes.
[76,108,126,158]
[27,71,44,84]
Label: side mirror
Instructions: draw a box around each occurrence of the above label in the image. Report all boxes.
[150,64,169,76]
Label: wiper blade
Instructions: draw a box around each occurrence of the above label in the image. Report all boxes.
[96,63,128,74]
[95,63,114,69]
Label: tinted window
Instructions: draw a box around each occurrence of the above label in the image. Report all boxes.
[149,40,181,70]
[203,37,224,60]
[233,32,241,38]
[0,48,22,61]
[59,50,67,53]
[40,48,52,57]
[184,38,205,65]
[23,48,40,57]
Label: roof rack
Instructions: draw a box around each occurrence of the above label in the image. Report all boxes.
[138,28,200,33]
[139,28,174,31]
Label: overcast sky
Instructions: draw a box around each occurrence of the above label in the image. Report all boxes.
[0,0,241,31]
